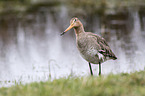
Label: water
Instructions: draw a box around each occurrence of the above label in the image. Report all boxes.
[0,5,145,87]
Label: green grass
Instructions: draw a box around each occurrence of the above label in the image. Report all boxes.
[0,70,145,96]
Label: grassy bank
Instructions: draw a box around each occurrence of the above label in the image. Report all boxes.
[0,70,145,96]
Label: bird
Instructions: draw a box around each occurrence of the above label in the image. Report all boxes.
[61,17,117,76]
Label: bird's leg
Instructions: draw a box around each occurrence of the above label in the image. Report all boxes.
[88,62,93,76]
[99,62,101,76]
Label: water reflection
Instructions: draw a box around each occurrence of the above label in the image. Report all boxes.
[0,6,145,87]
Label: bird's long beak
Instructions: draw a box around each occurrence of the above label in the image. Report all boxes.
[60,24,74,36]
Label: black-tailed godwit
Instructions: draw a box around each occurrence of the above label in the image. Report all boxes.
[61,17,117,76]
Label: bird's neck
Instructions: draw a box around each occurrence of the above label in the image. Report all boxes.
[74,25,85,36]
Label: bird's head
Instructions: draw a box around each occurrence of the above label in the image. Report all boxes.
[61,17,82,36]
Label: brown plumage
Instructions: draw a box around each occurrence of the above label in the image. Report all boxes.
[61,17,117,76]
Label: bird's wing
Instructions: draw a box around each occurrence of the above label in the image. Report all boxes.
[90,33,117,60]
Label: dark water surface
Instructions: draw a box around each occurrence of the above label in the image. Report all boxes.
[0,6,145,87]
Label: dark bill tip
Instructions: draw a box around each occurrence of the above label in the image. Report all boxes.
[60,32,65,36]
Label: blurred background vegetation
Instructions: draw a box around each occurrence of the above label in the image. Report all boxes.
[0,0,145,14]
[0,0,145,26]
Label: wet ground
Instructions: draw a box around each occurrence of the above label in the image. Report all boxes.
[0,5,145,87]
